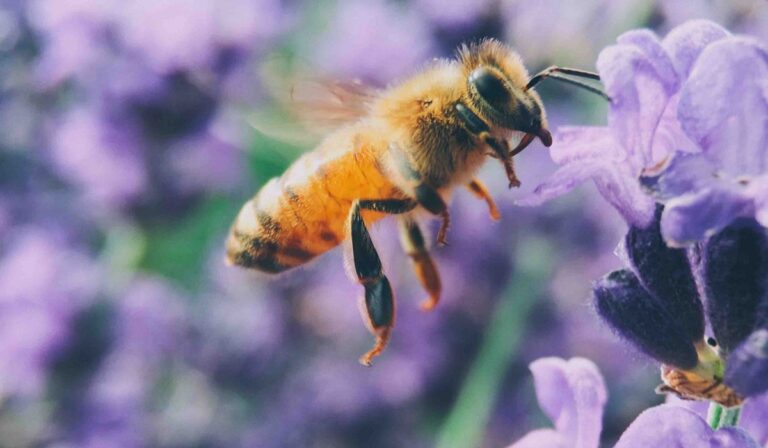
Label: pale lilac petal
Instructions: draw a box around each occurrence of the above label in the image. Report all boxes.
[615,405,711,448]
[598,32,677,169]
[709,428,761,448]
[648,93,700,163]
[509,429,568,448]
[678,38,768,176]
[548,126,617,165]
[516,160,608,207]
[528,357,607,448]
[593,164,656,228]
[739,392,768,445]
[640,153,718,200]
[661,187,755,246]
[661,19,730,78]
[616,29,679,92]
[751,177,768,227]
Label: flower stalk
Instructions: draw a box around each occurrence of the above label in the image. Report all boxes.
[707,402,742,429]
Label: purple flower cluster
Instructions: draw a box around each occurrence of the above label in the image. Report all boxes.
[25,0,286,213]
[521,20,768,247]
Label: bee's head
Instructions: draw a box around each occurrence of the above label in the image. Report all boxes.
[459,40,551,147]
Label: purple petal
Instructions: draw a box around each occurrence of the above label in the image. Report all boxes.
[725,328,768,397]
[548,126,617,165]
[660,187,755,246]
[640,153,718,200]
[648,93,700,162]
[593,163,657,228]
[661,20,730,78]
[615,405,711,448]
[678,38,768,176]
[516,159,608,207]
[617,29,679,92]
[598,33,677,169]
[709,428,762,448]
[528,357,607,448]
[739,392,768,445]
[508,429,568,448]
[752,177,768,227]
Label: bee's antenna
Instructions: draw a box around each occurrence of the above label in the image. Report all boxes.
[526,66,611,102]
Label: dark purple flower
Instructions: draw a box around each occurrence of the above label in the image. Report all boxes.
[592,210,768,402]
[519,20,768,246]
[594,268,700,369]
[625,206,704,342]
[703,219,768,353]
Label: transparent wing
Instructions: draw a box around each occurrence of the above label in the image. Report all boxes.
[289,78,378,133]
[250,62,379,147]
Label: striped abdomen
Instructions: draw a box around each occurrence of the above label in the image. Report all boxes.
[226,128,403,273]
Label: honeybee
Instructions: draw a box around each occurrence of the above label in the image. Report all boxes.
[226,39,604,366]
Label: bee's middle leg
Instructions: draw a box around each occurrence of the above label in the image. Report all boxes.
[350,198,416,366]
[399,218,441,311]
[414,183,450,246]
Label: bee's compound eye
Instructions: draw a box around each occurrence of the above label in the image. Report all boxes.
[707,337,718,347]
[469,67,510,104]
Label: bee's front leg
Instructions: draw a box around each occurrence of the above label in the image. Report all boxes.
[349,198,416,366]
[466,178,501,221]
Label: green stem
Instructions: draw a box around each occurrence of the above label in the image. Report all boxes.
[719,406,741,428]
[707,403,723,429]
[435,237,552,448]
[707,402,742,429]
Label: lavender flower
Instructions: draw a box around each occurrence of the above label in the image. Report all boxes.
[520,20,768,246]
[0,227,98,398]
[509,357,761,448]
[508,357,607,448]
[25,0,285,214]
[593,209,768,405]
[313,0,435,86]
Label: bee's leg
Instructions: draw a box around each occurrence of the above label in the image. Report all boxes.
[350,198,416,366]
[466,179,501,221]
[455,103,524,187]
[414,183,450,246]
[398,218,441,311]
[388,143,451,245]
[480,132,522,188]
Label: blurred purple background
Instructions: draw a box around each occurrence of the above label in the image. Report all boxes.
[0,1,766,447]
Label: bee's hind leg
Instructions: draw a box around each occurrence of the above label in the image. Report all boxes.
[466,179,501,221]
[349,198,416,366]
[399,218,441,311]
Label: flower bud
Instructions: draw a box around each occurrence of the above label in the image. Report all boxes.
[724,328,768,397]
[594,269,698,369]
[626,206,704,342]
[704,219,768,352]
